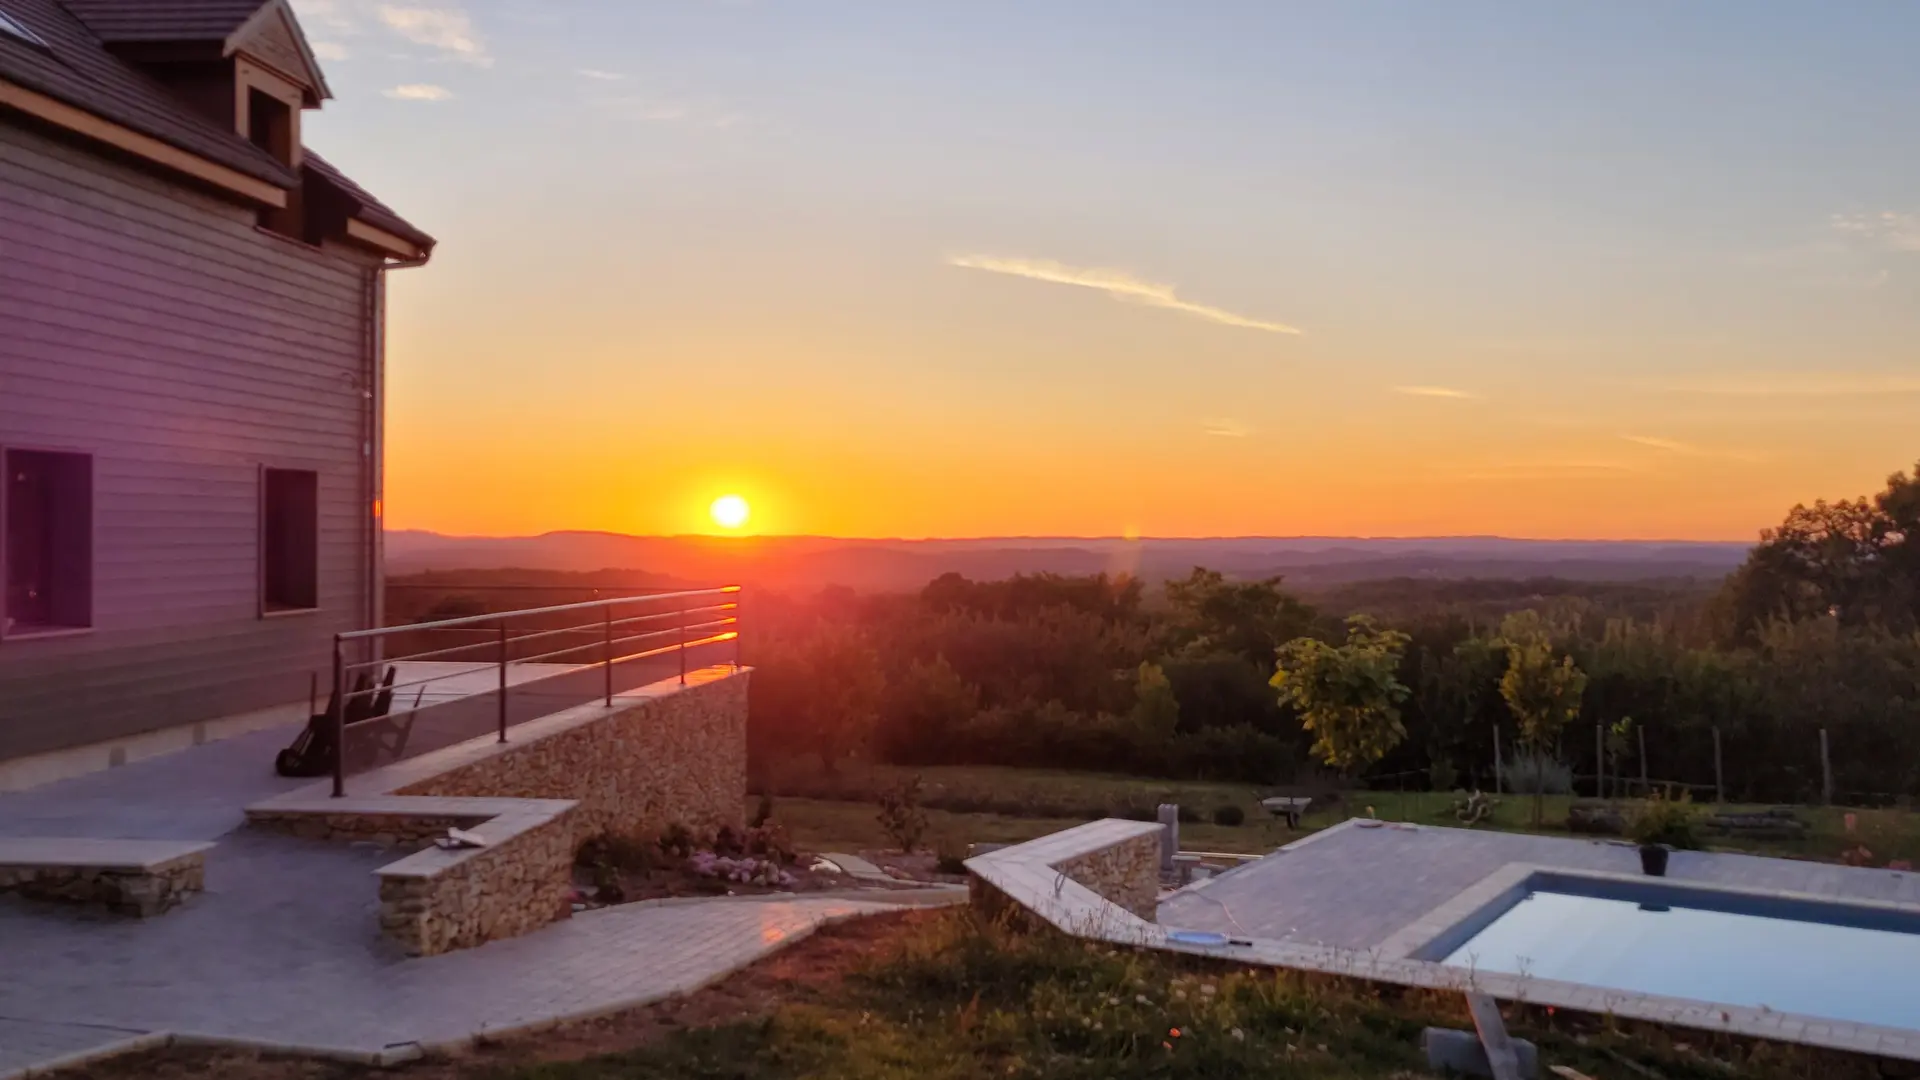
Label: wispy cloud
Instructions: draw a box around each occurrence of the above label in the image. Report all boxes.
[1392,385,1478,400]
[947,255,1302,335]
[383,83,454,101]
[377,3,490,65]
[1663,373,1920,397]
[1832,211,1920,253]
[1619,434,1762,463]
[1440,460,1640,482]
[1201,418,1253,438]
[577,68,625,81]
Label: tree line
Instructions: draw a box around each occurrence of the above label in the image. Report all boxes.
[748,461,1920,804]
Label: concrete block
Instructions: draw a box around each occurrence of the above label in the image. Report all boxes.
[1422,1026,1538,1079]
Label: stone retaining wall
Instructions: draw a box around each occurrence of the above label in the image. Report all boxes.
[1054,831,1161,919]
[397,669,748,844]
[377,804,579,956]
[0,851,205,917]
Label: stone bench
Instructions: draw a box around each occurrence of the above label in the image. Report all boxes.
[0,838,214,916]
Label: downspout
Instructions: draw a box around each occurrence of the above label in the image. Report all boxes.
[365,254,429,641]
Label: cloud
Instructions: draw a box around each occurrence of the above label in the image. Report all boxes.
[577,68,625,81]
[1201,418,1253,438]
[1441,460,1640,482]
[1832,211,1920,253]
[312,40,349,60]
[1392,385,1477,400]
[1619,434,1762,463]
[947,255,1302,335]
[377,3,490,65]
[383,83,454,100]
[1663,373,1920,397]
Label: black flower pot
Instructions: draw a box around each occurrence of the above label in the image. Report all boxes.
[1639,844,1669,877]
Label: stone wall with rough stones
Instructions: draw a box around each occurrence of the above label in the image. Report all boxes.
[376,805,578,956]
[397,671,749,845]
[247,809,488,849]
[0,854,204,917]
[1053,831,1161,919]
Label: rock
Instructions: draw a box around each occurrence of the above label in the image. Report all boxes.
[1565,802,1625,836]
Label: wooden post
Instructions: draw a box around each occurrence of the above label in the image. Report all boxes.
[1637,724,1648,797]
[1493,727,1504,794]
[1595,724,1605,800]
[1820,728,1833,806]
[1712,726,1724,805]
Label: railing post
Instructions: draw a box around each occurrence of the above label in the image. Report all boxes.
[733,590,742,672]
[330,637,346,798]
[497,621,509,743]
[603,606,613,707]
[679,605,688,685]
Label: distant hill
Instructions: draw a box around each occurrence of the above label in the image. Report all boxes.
[384,531,1751,594]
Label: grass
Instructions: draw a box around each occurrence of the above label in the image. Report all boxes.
[758,761,1920,867]
[478,909,1861,1080]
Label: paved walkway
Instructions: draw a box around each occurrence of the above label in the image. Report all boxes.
[1158,821,1920,948]
[0,705,949,1078]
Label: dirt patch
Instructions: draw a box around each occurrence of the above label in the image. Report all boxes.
[51,910,936,1080]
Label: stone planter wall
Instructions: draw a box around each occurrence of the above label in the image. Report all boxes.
[1053,831,1162,919]
[376,803,579,956]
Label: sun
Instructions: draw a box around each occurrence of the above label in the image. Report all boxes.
[709,494,750,530]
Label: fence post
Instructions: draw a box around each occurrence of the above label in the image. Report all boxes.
[1820,728,1833,806]
[1712,726,1724,805]
[679,605,688,685]
[1595,724,1605,800]
[1493,727,1504,794]
[497,622,508,744]
[330,638,346,798]
[603,606,613,708]
[1637,724,1648,797]
[732,590,743,672]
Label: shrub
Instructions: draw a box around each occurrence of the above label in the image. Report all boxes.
[575,832,656,873]
[749,793,775,828]
[744,822,797,865]
[1504,751,1573,795]
[1628,792,1700,850]
[658,822,699,860]
[1211,804,1246,827]
[933,833,969,876]
[877,774,931,852]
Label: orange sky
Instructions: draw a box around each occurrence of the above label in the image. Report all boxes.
[310,2,1920,543]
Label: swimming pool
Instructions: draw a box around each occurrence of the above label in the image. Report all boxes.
[1436,878,1920,1030]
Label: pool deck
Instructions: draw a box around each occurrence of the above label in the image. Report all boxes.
[1158,821,1920,949]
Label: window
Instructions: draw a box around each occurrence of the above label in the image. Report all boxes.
[0,8,48,48]
[3,449,92,637]
[261,468,318,613]
[246,89,294,165]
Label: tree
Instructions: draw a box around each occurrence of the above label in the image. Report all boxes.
[1165,568,1321,671]
[1271,616,1412,775]
[1717,461,1920,639]
[1128,662,1181,744]
[753,624,885,774]
[1499,619,1589,825]
[874,654,980,764]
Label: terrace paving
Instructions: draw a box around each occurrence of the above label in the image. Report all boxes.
[1157,821,1920,948]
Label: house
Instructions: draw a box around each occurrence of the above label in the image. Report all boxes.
[0,0,433,772]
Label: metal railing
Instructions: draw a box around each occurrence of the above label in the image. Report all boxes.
[326,586,741,797]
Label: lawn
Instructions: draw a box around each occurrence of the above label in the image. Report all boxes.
[68,910,1868,1080]
[757,760,1920,867]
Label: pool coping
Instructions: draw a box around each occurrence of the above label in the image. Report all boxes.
[975,822,1920,1064]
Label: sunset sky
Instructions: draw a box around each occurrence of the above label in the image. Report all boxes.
[297,1,1920,541]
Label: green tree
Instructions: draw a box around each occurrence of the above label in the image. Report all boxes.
[1499,618,1590,825]
[1128,662,1181,744]
[1271,616,1412,775]
[1165,568,1321,671]
[755,624,885,774]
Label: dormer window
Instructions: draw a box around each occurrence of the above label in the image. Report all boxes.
[246,87,293,164]
[0,7,48,47]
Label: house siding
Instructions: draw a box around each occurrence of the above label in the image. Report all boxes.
[0,119,380,761]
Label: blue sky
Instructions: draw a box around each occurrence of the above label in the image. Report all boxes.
[297,1,1920,539]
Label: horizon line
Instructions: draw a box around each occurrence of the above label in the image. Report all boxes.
[386,527,1757,546]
